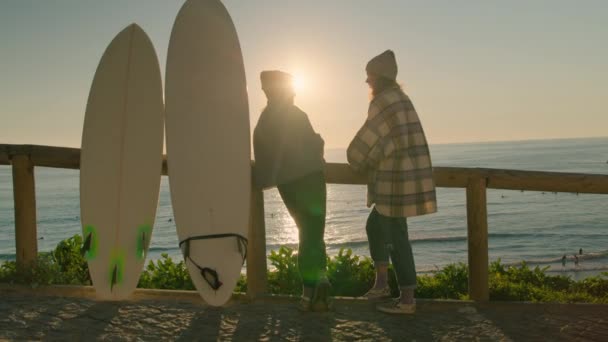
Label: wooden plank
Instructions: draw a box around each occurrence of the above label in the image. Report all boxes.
[484,168,608,194]
[246,180,268,299]
[11,155,38,268]
[0,144,10,165]
[324,163,476,188]
[3,144,608,194]
[29,145,80,169]
[466,176,489,301]
[224,163,608,194]
[434,167,474,188]
[0,147,9,165]
[324,163,366,185]
[1,145,80,169]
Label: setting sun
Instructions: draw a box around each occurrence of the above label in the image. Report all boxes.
[293,74,305,92]
[1,0,608,335]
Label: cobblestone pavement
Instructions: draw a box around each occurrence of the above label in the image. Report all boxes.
[1,290,607,341]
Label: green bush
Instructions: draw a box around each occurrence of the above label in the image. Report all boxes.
[265,246,377,297]
[138,253,194,290]
[487,260,608,303]
[416,262,469,299]
[327,248,375,297]
[1,234,607,304]
[573,273,608,298]
[52,234,91,285]
[267,246,301,295]
[0,234,90,287]
[0,252,58,286]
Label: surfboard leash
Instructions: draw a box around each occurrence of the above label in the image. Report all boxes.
[179,233,248,291]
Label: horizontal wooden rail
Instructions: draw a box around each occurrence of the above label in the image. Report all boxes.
[3,145,608,194]
[2,143,608,302]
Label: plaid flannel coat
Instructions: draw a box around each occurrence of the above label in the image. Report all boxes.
[347,86,437,218]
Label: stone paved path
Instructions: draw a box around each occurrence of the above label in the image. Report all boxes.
[1,289,607,341]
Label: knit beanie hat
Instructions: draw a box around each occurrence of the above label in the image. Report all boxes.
[260,70,294,90]
[366,50,398,81]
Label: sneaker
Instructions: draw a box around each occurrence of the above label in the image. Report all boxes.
[376,299,416,315]
[310,279,333,312]
[363,287,391,301]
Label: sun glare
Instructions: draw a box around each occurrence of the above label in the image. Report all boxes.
[293,74,305,92]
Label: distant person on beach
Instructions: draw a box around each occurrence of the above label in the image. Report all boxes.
[562,254,567,268]
[253,70,330,312]
[580,248,583,255]
[347,50,437,314]
[574,254,579,267]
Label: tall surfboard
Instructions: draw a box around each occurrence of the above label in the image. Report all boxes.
[165,0,251,306]
[80,24,164,300]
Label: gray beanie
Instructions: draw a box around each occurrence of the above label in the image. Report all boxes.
[366,50,398,81]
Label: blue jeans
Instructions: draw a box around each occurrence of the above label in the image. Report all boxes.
[277,171,327,287]
[366,207,417,288]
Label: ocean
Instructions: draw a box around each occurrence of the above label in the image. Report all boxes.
[1,137,607,281]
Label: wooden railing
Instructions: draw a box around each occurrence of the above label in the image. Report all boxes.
[2,144,608,301]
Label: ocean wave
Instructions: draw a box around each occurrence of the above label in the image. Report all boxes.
[417,264,608,275]
[148,246,182,254]
[281,233,608,249]
[490,232,608,240]
[322,236,468,248]
[512,251,608,266]
[37,216,80,225]
[0,253,16,261]
[266,243,299,250]
[323,233,524,246]
[545,265,608,273]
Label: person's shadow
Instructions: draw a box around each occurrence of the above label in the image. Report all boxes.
[231,302,334,341]
[176,299,334,341]
[42,301,121,340]
[175,306,225,341]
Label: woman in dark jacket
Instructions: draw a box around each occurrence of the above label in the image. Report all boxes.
[253,70,330,311]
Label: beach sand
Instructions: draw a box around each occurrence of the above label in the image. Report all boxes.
[1,285,607,341]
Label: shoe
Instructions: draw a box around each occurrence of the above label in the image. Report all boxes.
[376,299,416,315]
[310,279,333,312]
[363,286,391,301]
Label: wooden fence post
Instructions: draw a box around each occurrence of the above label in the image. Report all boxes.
[466,176,489,301]
[246,182,267,299]
[11,154,38,268]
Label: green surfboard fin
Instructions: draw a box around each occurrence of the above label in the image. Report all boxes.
[108,248,125,291]
[81,225,98,260]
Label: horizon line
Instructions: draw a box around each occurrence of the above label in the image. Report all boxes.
[325,135,608,150]
[1,135,606,151]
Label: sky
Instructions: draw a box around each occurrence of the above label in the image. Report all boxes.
[1,0,607,149]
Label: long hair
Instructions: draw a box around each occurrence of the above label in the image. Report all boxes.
[371,77,401,98]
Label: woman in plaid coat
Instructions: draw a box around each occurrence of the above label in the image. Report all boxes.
[347,50,437,314]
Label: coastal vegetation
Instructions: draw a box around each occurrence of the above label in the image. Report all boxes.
[1,234,606,303]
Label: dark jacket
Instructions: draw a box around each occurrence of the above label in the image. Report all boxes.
[253,104,324,189]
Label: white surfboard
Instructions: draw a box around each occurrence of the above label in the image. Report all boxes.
[80,24,164,300]
[165,0,251,306]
